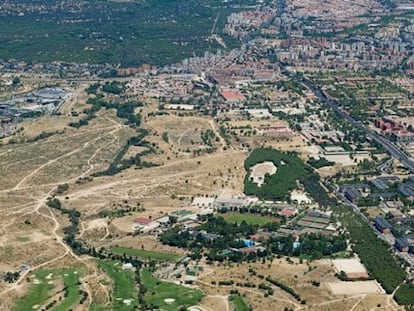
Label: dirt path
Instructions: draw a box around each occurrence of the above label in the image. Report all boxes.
[12,142,93,190]
[0,250,69,297]
[349,295,366,311]
[0,118,121,305]
[203,294,229,311]
[11,121,119,190]
[209,119,227,152]
[197,279,299,308]
[67,149,244,201]
[177,127,192,147]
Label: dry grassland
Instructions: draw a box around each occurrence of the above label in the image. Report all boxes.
[0,91,403,311]
[198,258,396,311]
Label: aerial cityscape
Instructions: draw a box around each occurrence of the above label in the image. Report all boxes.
[1,0,414,310]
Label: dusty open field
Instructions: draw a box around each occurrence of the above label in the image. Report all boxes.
[0,84,404,311]
[145,114,223,159]
[0,110,131,190]
[0,99,142,308]
[198,258,399,311]
[328,281,385,295]
[324,154,371,166]
[0,94,250,309]
[331,258,369,278]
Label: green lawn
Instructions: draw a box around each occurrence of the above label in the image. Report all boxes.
[223,213,276,226]
[13,268,82,311]
[141,269,203,311]
[52,269,82,311]
[230,294,250,311]
[97,260,138,311]
[109,246,182,262]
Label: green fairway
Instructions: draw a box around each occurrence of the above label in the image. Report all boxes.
[223,213,276,226]
[97,260,138,311]
[13,270,55,311]
[13,268,82,311]
[141,269,203,311]
[230,294,250,311]
[52,269,82,311]
[109,246,182,262]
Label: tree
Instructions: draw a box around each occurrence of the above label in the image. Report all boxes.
[4,271,20,283]
[12,77,20,86]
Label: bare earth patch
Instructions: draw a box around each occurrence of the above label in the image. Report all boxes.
[327,281,385,295]
[249,161,277,187]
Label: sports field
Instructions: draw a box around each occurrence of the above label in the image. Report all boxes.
[223,213,276,226]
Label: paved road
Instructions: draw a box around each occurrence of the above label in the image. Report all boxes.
[296,75,414,173]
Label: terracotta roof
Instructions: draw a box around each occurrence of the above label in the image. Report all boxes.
[134,217,152,225]
[221,90,245,101]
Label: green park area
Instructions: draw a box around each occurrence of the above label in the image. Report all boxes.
[109,246,182,262]
[223,212,276,226]
[141,269,203,311]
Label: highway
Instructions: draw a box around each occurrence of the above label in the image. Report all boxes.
[300,69,414,270]
[298,76,414,173]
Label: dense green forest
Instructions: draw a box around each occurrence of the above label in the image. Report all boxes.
[0,0,250,65]
[338,205,406,293]
[338,205,414,304]
[243,148,312,201]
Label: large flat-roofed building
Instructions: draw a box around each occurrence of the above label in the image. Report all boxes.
[214,196,248,208]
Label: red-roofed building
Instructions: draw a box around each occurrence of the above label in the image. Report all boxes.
[249,233,270,241]
[134,217,152,225]
[220,90,246,104]
[280,208,298,217]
